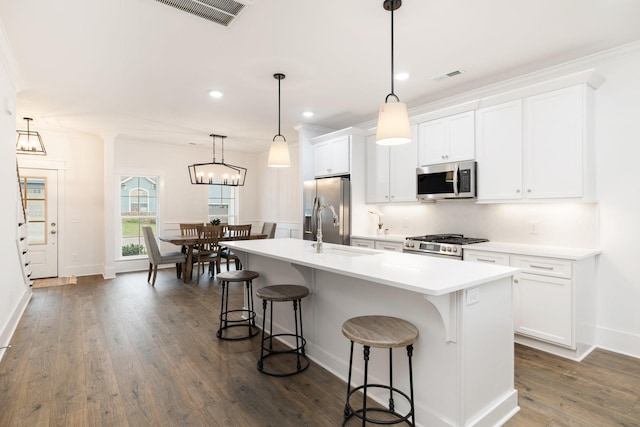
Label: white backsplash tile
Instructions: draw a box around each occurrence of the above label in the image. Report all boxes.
[365,201,598,248]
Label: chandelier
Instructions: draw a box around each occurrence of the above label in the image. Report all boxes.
[188,134,247,186]
[16,117,47,155]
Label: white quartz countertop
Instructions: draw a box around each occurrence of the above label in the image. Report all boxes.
[224,238,519,296]
[464,241,601,260]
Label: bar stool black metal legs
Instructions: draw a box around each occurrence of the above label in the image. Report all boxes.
[216,270,260,340]
[256,284,310,377]
[342,315,418,426]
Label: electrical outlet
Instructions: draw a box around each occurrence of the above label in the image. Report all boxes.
[466,288,480,305]
[72,253,79,261]
[529,220,539,235]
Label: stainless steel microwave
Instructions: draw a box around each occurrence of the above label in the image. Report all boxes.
[416,161,477,201]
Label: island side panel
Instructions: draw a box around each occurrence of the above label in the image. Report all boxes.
[459,277,519,426]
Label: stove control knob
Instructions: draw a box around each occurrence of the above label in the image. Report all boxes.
[453,247,458,253]
[446,246,452,252]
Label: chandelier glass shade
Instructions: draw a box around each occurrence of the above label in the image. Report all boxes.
[188,134,247,186]
[16,117,47,155]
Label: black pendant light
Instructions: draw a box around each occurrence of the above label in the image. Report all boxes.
[267,73,291,167]
[188,134,247,186]
[376,0,412,146]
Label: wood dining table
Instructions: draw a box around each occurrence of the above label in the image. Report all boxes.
[159,232,267,283]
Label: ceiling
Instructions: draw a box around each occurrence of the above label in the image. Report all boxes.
[2,0,640,153]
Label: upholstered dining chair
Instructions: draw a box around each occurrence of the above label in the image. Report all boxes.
[142,226,186,286]
[261,222,277,239]
[221,224,252,271]
[193,225,223,283]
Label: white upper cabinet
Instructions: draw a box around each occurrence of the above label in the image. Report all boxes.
[525,85,585,199]
[366,125,418,204]
[313,135,350,177]
[476,100,523,200]
[476,84,595,202]
[418,111,475,166]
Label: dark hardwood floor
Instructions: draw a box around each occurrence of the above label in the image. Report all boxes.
[0,269,639,426]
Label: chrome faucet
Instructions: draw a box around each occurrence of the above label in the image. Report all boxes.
[316,204,339,253]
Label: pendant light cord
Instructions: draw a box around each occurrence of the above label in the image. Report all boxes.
[390,5,395,98]
[273,73,286,142]
[385,1,400,103]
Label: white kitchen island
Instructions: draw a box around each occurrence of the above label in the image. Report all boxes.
[224,238,520,427]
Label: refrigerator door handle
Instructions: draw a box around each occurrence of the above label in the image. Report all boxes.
[312,196,319,238]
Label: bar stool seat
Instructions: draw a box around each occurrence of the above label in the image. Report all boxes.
[216,270,260,340]
[256,284,310,377]
[342,315,419,426]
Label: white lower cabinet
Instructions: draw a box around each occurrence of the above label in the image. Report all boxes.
[513,272,572,347]
[351,237,404,252]
[464,248,596,360]
[374,241,404,252]
[351,238,375,249]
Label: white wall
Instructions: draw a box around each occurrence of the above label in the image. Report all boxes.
[17,129,106,277]
[0,53,31,362]
[593,49,640,356]
[254,142,301,238]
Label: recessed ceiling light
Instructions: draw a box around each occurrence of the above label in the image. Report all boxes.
[395,72,410,81]
[302,111,314,118]
[209,90,223,99]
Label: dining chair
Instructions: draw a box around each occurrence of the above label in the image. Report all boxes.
[180,223,202,236]
[142,226,186,286]
[179,223,202,254]
[221,224,252,271]
[261,222,277,239]
[194,225,223,283]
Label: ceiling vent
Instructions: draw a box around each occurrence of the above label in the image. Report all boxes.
[432,69,465,82]
[154,0,248,27]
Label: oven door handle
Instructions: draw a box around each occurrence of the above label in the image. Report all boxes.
[453,163,459,196]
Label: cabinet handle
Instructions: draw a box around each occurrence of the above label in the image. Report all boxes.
[513,279,519,284]
[527,189,532,193]
[356,243,368,247]
[381,246,395,250]
[477,258,496,263]
[530,264,553,270]
[516,189,521,193]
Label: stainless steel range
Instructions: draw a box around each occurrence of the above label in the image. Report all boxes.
[404,234,489,259]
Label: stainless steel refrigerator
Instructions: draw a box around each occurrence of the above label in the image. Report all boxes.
[303,177,350,245]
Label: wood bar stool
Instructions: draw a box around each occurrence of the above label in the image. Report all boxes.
[216,270,260,340]
[341,315,419,426]
[256,284,310,377]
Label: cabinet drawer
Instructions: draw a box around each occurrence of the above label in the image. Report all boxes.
[351,239,375,249]
[463,250,509,266]
[511,255,572,279]
[374,241,404,252]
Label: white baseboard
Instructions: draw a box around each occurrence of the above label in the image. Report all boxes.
[596,326,640,359]
[0,287,31,364]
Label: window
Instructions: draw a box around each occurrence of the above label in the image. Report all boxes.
[208,184,237,225]
[119,176,158,257]
[20,176,47,245]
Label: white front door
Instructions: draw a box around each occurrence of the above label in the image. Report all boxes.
[19,168,58,279]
